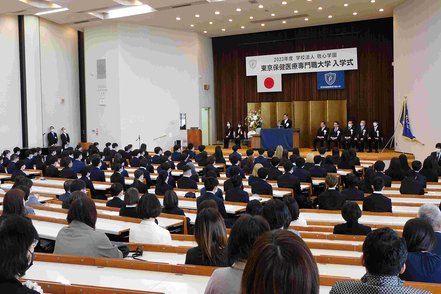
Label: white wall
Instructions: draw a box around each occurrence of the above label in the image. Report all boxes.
[85,23,215,151]
[0,16,22,150]
[394,0,441,160]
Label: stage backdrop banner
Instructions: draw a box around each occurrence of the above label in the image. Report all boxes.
[317,71,345,90]
[246,48,358,76]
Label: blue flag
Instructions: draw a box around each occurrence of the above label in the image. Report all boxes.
[399,100,421,143]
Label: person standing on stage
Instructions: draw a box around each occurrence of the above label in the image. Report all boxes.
[341,120,356,150]
[60,127,71,150]
[235,123,245,148]
[327,121,342,151]
[354,120,369,152]
[282,114,292,129]
[368,120,384,153]
[224,122,235,149]
[47,126,58,147]
[312,121,329,151]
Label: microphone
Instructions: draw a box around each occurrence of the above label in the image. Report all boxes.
[42,133,46,136]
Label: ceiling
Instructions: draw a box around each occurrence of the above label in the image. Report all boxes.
[1,0,406,37]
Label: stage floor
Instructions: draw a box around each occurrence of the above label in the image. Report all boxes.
[205,145,414,162]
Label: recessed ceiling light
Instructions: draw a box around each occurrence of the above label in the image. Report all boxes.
[344,3,349,7]
[222,28,225,31]
[236,8,241,12]
[195,14,200,17]
[249,16,254,19]
[258,4,264,8]
[318,7,322,10]
[271,13,276,16]
[353,12,358,15]
[282,20,287,24]
[307,0,312,2]
[176,17,181,20]
[229,19,233,22]
[294,10,299,13]
[209,21,213,24]
[261,23,265,26]
[304,17,309,21]
[190,24,194,27]
[204,31,207,33]
[379,8,384,12]
[35,7,68,16]
[371,0,375,2]
[241,26,245,29]
[282,1,287,5]
[328,15,332,18]
[215,11,220,15]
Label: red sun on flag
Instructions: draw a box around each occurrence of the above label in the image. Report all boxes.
[264,77,275,89]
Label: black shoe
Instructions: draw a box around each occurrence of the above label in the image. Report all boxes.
[367,150,372,153]
[375,150,379,153]
[327,149,331,152]
[312,149,317,151]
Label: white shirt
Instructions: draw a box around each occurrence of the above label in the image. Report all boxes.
[129,219,172,245]
[290,217,307,226]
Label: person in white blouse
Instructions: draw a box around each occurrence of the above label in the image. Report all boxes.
[129,193,172,245]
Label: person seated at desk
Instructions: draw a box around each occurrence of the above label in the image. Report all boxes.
[229,145,242,162]
[171,144,182,162]
[309,155,328,178]
[79,166,98,199]
[71,151,85,174]
[418,204,441,256]
[0,156,5,174]
[107,183,125,208]
[419,157,439,183]
[202,156,220,178]
[400,170,425,195]
[254,148,267,165]
[177,151,190,170]
[226,175,249,203]
[224,122,235,149]
[130,169,148,194]
[341,120,356,150]
[331,148,341,165]
[235,123,246,148]
[330,227,431,294]
[214,146,226,164]
[1,188,33,216]
[303,153,315,171]
[292,157,312,183]
[178,165,198,190]
[399,154,412,174]
[248,164,262,186]
[151,146,163,164]
[0,214,42,294]
[6,154,19,174]
[62,180,87,209]
[327,121,342,151]
[185,207,229,267]
[323,156,337,173]
[341,174,365,200]
[283,196,307,226]
[263,149,275,169]
[243,155,255,176]
[54,197,123,259]
[186,143,195,160]
[110,163,125,189]
[198,177,227,218]
[89,157,105,182]
[400,218,441,284]
[13,178,44,208]
[385,157,405,182]
[349,148,361,166]
[204,214,270,294]
[23,150,33,170]
[267,157,282,181]
[317,174,346,210]
[59,157,78,180]
[358,168,375,194]
[58,179,73,202]
[241,149,254,167]
[373,160,392,187]
[195,144,205,162]
[162,190,191,232]
[198,151,209,167]
[11,160,27,181]
[129,149,142,167]
[251,168,273,196]
[412,160,427,188]
[1,149,10,167]
[363,177,392,213]
[139,159,154,186]
[334,201,372,236]
[226,156,245,178]
[245,200,262,216]
[277,162,302,197]
[119,188,140,218]
[312,121,329,151]
[155,171,174,196]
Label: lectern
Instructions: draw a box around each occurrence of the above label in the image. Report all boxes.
[187,129,202,149]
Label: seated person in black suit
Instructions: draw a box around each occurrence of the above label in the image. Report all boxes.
[119,188,140,218]
[277,161,302,197]
[292,157,312,183]
[107,183,125,208]
[312,121,329,151]
[363,177,392,212]
[338,150,356,173]
[177,151,190,170]
[44,157,60,178]
[263,149,275,169]
[60,157,78,179]
[262,199,300,236]
[374,160,392,187]
[367,119,383,153]
[139,159,154,187]
[129,149,142,167]
[333,201,372,236]
[229,145,242,162]
[254,148,267,165]
[225,175,249,203]
[177,165,198,190]
[267,157,282,181]
[331,148,341,166]
[11,160,27,181]
[130,169,148,193]
[110,163,126,189]
[58,179,73,202]
[235,123,245,148]
[317,174,346,210]
[151,146,163,164]
[155,171,174,196]
[89,157,105,182]
[224,166,240,191]
[323,156,337,173]
[194,145,205,162]
[197,151,209,167]
[241,149,254,168]
[358,168,376,194]
[303,153,315,171]
[197,177,227,219]
[327,121,342,151]
[6,154,19,174]
[251,167,273,196]
[341,120,356,150]
[354,120,369,152]
[162,190,192,232]
[24,150,34,170]
[202,156,220,177]
[79,166,98,199]
[226,155,245,178]
[309,155,328,178]
[341,174,365,200]
[158,161,176,188]
[62,180,87,209]
[400,170,425,195]
[162,150,175,170]
[171,144,182,162]
[419,157,439,183]
[224,122,235,149]
[411,160,427,188]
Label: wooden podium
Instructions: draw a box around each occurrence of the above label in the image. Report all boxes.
[187,129,202,149]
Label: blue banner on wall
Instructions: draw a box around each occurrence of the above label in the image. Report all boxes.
[317,71,345,90]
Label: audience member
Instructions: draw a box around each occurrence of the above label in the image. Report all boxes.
[363,177,392,212]
[334,201,372,235]
[119,188,140,218]
[251,168,273,196]
[248,163,262,185]
[283,196,307,226]
[385,157,405,181]
[317,174,346,210]
[400,170,425,195]
[245,200,262,216]
[341,174,365,200]
[225,175,249,203]
[262,199,300,236]
[374,160,392,187]
[107,183,125,208]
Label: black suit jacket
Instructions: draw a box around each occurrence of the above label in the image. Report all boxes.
[318,190,346,210]
[329,127,343,140]
[400,178,425,195]
[197,192,227,219]
[419,169,439,183]
[225,188,249,203]
[130,157,141,167]
[151,155,161,164]
[375,172,392,187]
[107,197,125,208]
[223,178,234,192]
[316,127,330,140]
[355,126,369,141]
[333,222,372,236]
[177,177,198,190]
[251,178,273,196]
[267,166,283,181]
[119,206,140,218]
[282,119,293,129]
[225,127,234,139]
[323,163,337,173]
[90,166,105,182]
[368,125,384,139]
[60,167,78,179]
[80,176,97,197]
[309,166,328,178]
[277,173,302,196]
[292,168,312,183]
[416,172,427,188]
[431,151,441,167]
[363,193,392,212]
[60,133,70,147]
[236,127,245,138]
[11,170,26,181]
[130,179,148,193]
[110,172,125,188]
[155,183,173,196]
[48,132,58,146]
[7,162,16,174]
[343,126,356,139]
[138,168,153,187]
[341,187,365,200]
[44,165,60,178]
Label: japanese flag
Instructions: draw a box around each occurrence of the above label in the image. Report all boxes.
[257,74,282,93]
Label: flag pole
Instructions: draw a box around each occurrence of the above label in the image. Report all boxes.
[381,96,406,153]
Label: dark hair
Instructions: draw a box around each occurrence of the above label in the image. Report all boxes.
[345,174,359,187]
[25,150,33,158]
[157,171,169,185]
[2,189,27,216]
[325,155,334,165]
[13,147,21,153]
[232,145,239,152]
[257,167,268,179]
[180,153,188,161]
[262,199,290,230]
[0,215,39,279]
[229,165,240,177]
[292,148,300,156]
[399,154,409,170]
[137,193,161,219]
[160,161,171,172]
[271,157,280,167]
[67,197,97,229]
[241,230,319,294]
[124,188,140,205]
[341,150,351,162]
[110,183,124,196]
[283,161,293,172]
[133,169,144,180]
[332,147,340,157]
[243,156,255,175]
[246,149,254,157]
[47,157,58,165]
[231,175,243,188]
[230,155,238,165]
[374,160,386,172]
[267,149,275,158]
[62,179,73,193]
[194,208,228,265]
[198,145,206,152]
[313,155,322,165]
[14,185,31,201]
[228,214,270,265]
[362,227,407,275]
[66,191,88,210]
[70,179,86,193]
[318,147,326,155]
[91,157,101,167]
[289,154,298,163]
[164,150,172,158]
[342,201,362,222]
[207,155,215,165]
[363,168,376,186]
[296,157,305,168]
[164,190,179,210]
[325,174,338,187]
[411,160,422,171]
[246,200,263,216]
[198,199,218,214]
[80,166,90,177]
[182,165,191,173]
[258,148,265,155]
[386,157,404,177]
[204,177,219,191]
[12,176,33,189]
[188,143,194,150]
[15,160,25,170]
[283,197,300,221]
[214,146,224,162]
[372,177,385,191]
[403,218,437,253]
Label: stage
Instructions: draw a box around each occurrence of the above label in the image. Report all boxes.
[205,146,415,162]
